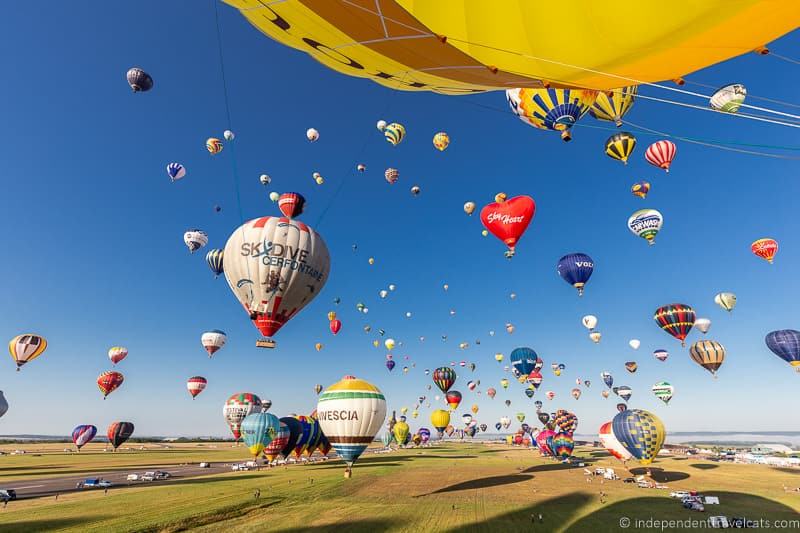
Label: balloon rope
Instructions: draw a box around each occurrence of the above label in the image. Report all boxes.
[770,52,800,66]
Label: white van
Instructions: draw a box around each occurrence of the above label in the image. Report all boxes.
[126,474,140,481]
[603,468,617,480]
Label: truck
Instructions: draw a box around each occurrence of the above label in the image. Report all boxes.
[79,478,112,489]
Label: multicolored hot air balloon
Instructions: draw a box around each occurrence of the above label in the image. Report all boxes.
[689,340,726,376]
[480,195,536,258]
[446,390,463,410]
[510,347,539,379]
[223,393,263,441]
[710,84,747,113]
[625,361,638,373]
[263,422,291,463]
[652,381,674,405]
[316,376,386,477]
[187,376,207,399]
[605,132,636,164]
[553,433,575,460]
[433,131,450,151]
[433,367,456,393]
[617,386,633,402]
[765,330,800,370]
[166,162,186,182]
[97,371,124,399]
[384,168,399,184]
[206,138,223,154]
[645,140,677,172]
[506,88,597,141]
[107,421,134,451]
[557,253,594,296]
[601,372,613,388]
[598,421,632,461]
[241,412,280,459]
[751,238,778,264]
[628,209,663,245]
[654,303,695,346]
[589,86,637,126]
[631,181,650,199]
[201,330,227,357]
[384,123,405,145]
[108,346,128,365]
[222,216,329,346]
[553,410,578,434]
[72,425,97,451]
[8,334,47,371]
[653,349,669,362]
[612,409,665,465]
[206,249,224,277]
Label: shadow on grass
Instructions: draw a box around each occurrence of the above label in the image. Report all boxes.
[3,517,108,533]
[689,463,719,470]
[418,474,533,495]
[275,518,403,532]
[628,467,689,482]
[445,492,593,531]
[522,462,582,473]
[309,462,404,471]
[589,451,611,457]
[772,467,800,475]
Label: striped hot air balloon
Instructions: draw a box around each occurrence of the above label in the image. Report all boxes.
[241,411,280,459]
[277,192,306,218]
[751,238,778,264]
[222,393,262,441]
[589,86,637,127]
[187,376,207,399]
[108,346,128,365]
[689,340,726,377]
[72,425,97,451]
[206,137,223,154]
[654,303,695,346]
[644,140,677,172]
[432,367,456,393]
[316,376,386,477]
[166,162,186,182]
[263,422,291,463]
[506,87,598,141]
[201,330,227,357]
[205,249,224,277]
[552,432,574,460]
[384,123,406,145]
[605,132,637,164]
[8,334,48,371]
[765,330,800,370]
[598,421,632,461]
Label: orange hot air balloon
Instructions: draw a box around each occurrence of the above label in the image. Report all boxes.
[751,238,778,264]
[97,371,124,399]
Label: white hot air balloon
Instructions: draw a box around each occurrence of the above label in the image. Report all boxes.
[223,130,235,141]
[222,216,330,347]
[184,229,208,253]
[582,315,598,330]
[590,331,602,343]
[306,128,319,141]
[714,292,737,312]
[694,318,711,334]
[376,120,387,131]
[260,174,271,185]
[709,84,747,113]
[317,376,386,477]
[629,339,641,350]
[269,191,280,202]
[627,209,663,245]
[0,391,8,419]
[385,338,396,351]
[201,330,227,356]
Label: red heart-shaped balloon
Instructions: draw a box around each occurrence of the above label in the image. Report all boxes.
[480,195,536,250]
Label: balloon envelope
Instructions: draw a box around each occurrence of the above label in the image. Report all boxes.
[612,409,665,465]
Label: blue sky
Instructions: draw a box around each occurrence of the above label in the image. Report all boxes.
[1,2,798,438]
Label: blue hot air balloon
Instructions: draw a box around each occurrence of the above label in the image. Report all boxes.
[240,412,280,459]
[601,371,614,388]
[765,330,800,370]
[612,409,665,465]
[386,360,396,372]
[72,424,97,451]
[510,347,539,379]
[557,253,594,296]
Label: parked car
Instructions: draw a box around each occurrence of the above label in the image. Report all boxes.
[637,481,651,488]
[623,477,636,483]
[199,462,210,468]
[141,472,156,481]
[154,471,170,479]
[671,490,690,498]
[683,500,705,512]
[126,474,140,481]
[0,489,17,502]
[80,478,112,489]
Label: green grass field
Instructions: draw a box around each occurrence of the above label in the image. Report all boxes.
[1,442,799,532]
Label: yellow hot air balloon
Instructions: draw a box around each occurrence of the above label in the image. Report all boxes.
[714,292,737,312]
[471,404,479,414]
[494,353,504,362]
[372,340,380,348]
[433,132,450,151]
[500,378,509,389]
[393,420,410,444]
[315,342,323,351]
[385,338,396,351]
[412,410,419,418]
[400,406,408,415]
[506,88,597,141]
[8,334,48,371]
[327,311,337,321]
[589,86,637,126]
[430,409,451,437]
[384,123,406,145]
[605,132,637,164]
[225,2,798,93]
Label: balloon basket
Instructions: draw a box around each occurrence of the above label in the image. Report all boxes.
[256,338,276,349]
[344,468,352,479]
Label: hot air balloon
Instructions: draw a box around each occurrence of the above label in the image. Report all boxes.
[654,303,696,346]
[315,342,323,352]
[652,381,674,405]
[201,330,227,357]
[557,253,594,296]
[571,388,581,400]
[601,372,614,388]
[553,433,575,460]
[314,384,323,395]
[486,387,497,399]
[601,390,609,398]
[430,409,451,438]
[107,421,134,451]
[480,195,536,258]
[510,347,539,379]
[537,412,549,426]
[433,367,456,393]
[166,162,186,182]
[206,138,223,154]
[107,346,128,365]
[471,404,479,414]
[385,338,396,351]
[187,376,207,399]
[241,412,280,459]
[384,168,399,185]
[500,378,509,390]
[494,353,504,363]
[330,318,342,335]
[386,360,396,372]
[0,391,7,419]
[97,371,124,399]
[612,409,665,465]
[461,414,473,426]
[590,331,602,343]
[553,410,578,434]
[126,67,153,92]
[617,386,633,402]
[605,132,636,164]
[433,132,450,151]
[381,432,393,448]
[689,340,726,376]
[463,201,476,216]
[714,292,737,312]
[765,330,800,370]
[616,403,627,413]
[710,84,747,113]
[277,192,306,218]
[306,128,319,141]
[72,425,97,451]
[694,318,711,335]
[582,315,598,330]
[598,421,633,461]
[222,216,330,347]
[628,209,663,245]
[184,229,208,253]
[751,238,778,263]
[624,362,638,374]
[312,171,324,185]
[467,380,477,391]
[590,86,637,126]
[205,249,224,278]
[506,323,515,334]
[269,192,280,202]
[527,371,543,389]
[384,123,405,145]
[645,140,677,172]
[419,427,432,444]
[506,88,597,141]
[446,390,463,410]
[317,376,386,477]
[545,391,555,400]
[223,393,263,441]
[261,399,272,412]
[629,339,641,350]
[279,417,303,459]
[223,130,235,141]
[514,413,525,424]
[8,334,48,371]
[263,422,291,463]
[631,181,650,199]
[260,174,271,185]
[653,349,669,362]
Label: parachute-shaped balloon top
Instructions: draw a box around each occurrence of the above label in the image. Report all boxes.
[654,303,695,346]
[506,88,597,141]
[126,67,153,92]
[605,132,637,164]
[589,86,637,126]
